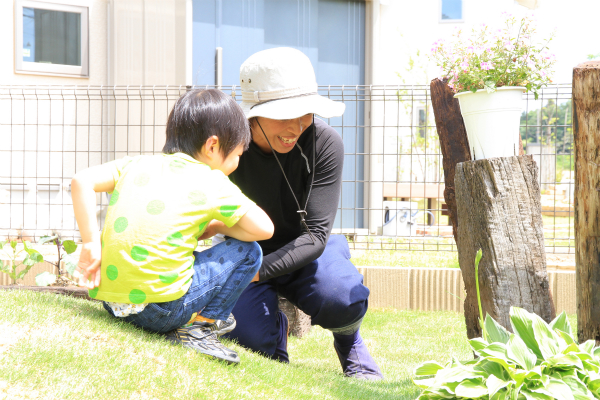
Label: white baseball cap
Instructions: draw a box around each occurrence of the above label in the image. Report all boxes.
[239,47,346,120]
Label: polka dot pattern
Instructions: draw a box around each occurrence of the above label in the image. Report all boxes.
[134,173,150,186]
[159,271,178,284]
[219,205,240,218]
[167,232,184,247]
[106,265,118,281]
[114,217,128,233]
[88,287,99,299]
[189,191,207,206]
[198,221,208,234]
[170,159,186,173]
[109,190,119,206]
[131,245,149,262]
[129,289,147,304]
[147,200,165,215]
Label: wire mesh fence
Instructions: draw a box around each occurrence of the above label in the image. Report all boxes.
[0,84,574,253]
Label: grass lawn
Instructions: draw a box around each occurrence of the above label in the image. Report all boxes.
[350,250,459,269]
[0,290,479,400]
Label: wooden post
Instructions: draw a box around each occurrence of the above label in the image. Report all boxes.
[278,297,311,338]
[573,61,600,343]
[430,78,472,240]
[455,156,555,337]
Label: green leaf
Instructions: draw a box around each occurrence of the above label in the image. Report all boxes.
[476,359,508,380]
[413,376,436,389]
[510,307,543,360]
[547,354,583,370]
[580,340,595,355]
[521,388,554,400]
[486,373,511,397]
[470,337,489,352]
[434,366,483,385]
[38,235,58,245]
[415,361,445,376]
[455,379,488,398]
[561,375,595,400]
[550,312,572,336]
[0,240,7,249]
[10,240,17,249]
[63,254,77,275]
[582,360,599,373]
[546,378,576,400]
[26,250,43,263]
[531,313,561,360]
[35,271,56,286]
[22,240,31,252]
[480,343,509,359]
[507,334,537,371]
[62,240,77,254]
[558,330,577,347]
[486,315,511,344]
[22,255,36,267]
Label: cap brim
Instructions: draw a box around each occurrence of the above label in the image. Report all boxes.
[241,94,345,120]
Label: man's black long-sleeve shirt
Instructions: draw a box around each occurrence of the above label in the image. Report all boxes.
[229,118,344,281]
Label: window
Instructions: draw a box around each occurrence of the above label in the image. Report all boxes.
[440,0,463,22]
[15,1,89,77]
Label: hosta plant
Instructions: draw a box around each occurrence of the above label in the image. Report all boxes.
[413,307,600,399]
[429,13,556,99]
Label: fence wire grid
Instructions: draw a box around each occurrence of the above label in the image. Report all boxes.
[0,84,574,253]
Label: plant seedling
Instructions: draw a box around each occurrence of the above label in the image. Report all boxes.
[35,234,79,286]
[0,239,44,284]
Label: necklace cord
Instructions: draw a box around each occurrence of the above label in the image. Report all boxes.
[255,118,317,244]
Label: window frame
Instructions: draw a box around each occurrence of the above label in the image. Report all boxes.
[439,0,464,23]
[15,0,89,78]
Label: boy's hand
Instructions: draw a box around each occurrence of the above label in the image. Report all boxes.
[198,220,225,241]
[76,241,102,289]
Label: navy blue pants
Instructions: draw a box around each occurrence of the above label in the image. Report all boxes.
[223,235,370,358]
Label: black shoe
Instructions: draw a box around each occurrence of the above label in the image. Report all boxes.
[195,314,236,337]
[166,322,240,364]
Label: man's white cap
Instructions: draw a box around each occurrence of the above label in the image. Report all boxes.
[239,47,345,120]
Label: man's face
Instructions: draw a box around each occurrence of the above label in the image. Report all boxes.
[251,114,313,154]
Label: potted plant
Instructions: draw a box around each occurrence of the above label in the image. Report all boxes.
[430,14,556,160]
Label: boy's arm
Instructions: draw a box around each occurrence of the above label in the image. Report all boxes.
[212,204,274,242]
[71,164,116,288]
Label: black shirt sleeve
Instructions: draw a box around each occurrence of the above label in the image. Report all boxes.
[258,122,344,280]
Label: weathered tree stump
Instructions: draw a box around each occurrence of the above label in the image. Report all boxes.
[455,156,555,337]
[278,297,311,338]
[430,78,472,240]
[573,61,600,344]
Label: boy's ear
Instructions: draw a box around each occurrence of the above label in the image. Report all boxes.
[203,135,220,158]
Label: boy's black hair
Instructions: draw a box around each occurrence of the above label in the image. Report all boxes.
[163,89,251,158]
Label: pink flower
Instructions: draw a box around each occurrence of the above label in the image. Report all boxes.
[467,46,475,53]
[480,61,495,70]
[460,61,469,71]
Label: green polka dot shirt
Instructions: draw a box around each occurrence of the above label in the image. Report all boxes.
[90,152,254,304]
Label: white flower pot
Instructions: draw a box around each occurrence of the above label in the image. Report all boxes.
[454,86,526,160]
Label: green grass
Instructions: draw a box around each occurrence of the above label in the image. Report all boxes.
[0,290,480,400]
[350,250,459,268]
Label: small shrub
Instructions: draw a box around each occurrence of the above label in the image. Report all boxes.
[0,240,44,284]
[35,234,78,286]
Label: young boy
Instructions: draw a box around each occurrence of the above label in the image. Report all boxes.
[71,89,273,364]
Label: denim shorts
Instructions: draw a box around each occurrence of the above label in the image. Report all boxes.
[103,239,262,333]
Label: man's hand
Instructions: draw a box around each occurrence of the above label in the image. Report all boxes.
[76,241,102,289]
[198,220,225,241]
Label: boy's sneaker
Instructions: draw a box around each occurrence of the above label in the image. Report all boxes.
[195,314,236,337]
[166,322,240,364]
